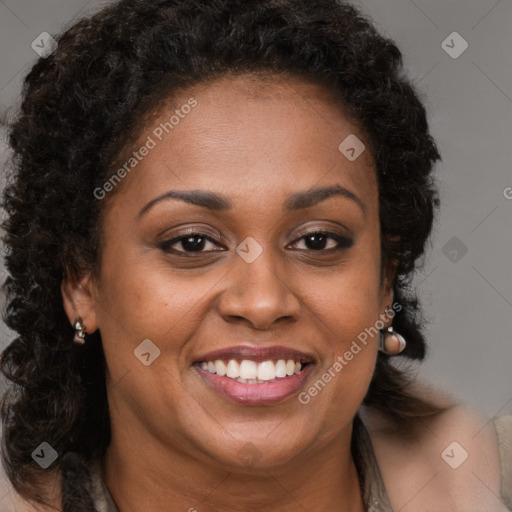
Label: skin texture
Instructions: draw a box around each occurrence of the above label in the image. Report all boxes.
[60,74,398,511]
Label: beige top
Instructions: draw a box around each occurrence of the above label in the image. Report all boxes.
[495,416,512,510]
[88,415,512,512]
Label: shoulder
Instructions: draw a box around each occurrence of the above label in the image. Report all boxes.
[361,393,509,511]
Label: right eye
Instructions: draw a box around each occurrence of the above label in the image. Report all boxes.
[158,232,226,255]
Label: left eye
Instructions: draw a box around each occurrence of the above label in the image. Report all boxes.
[288,231,354,251]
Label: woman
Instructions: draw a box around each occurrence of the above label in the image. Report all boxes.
[1,0,510,510]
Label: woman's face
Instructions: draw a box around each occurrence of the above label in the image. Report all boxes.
[65,75,392,470]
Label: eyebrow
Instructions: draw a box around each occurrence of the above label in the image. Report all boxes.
[137,184,366,219]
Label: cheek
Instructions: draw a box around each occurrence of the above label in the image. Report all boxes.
[95,247,227,374]
[298,249,382,408]
[300,283,379,430]
[310,250,383,342]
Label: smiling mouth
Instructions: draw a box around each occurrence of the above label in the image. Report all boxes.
[194,358,312,384]
[192,351,315,405]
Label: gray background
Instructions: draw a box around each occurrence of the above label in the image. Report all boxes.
[0,0,511,506]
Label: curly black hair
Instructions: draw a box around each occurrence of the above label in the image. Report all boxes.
[1,0,443,506]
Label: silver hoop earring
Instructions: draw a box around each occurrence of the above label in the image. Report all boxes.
[73,317,87,345]
[378,326,406,355]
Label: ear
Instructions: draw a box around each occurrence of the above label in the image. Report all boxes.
[379,257,398,313]
[61,271,99,336]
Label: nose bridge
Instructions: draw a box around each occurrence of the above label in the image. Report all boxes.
[239,242,285,293]
[218,236,300,328]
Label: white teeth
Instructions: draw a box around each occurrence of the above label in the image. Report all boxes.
[257,360,276,381]
[275,360,287,378]
[214,360,227,376]
[239,360,258,380]
[199,358,307,382]
[226,359,240,378]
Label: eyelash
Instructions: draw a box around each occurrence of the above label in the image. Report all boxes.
[158,230,354,255]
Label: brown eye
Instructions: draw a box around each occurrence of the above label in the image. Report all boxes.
[158,230,354,256]
[289,231,354,252]
[159,233,224,254]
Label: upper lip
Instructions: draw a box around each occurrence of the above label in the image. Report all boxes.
[193,345,315,364]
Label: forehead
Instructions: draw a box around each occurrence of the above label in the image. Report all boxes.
[104,73,377,216]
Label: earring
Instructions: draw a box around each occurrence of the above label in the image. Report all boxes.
[378,326,406,355]
[73,317,87,345]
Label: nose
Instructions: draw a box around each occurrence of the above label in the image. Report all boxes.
[217,250,301,331]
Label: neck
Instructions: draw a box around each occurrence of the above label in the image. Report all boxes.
[103,419,365,512]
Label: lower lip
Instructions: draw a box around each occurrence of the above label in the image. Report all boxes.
[194,364,315,405]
